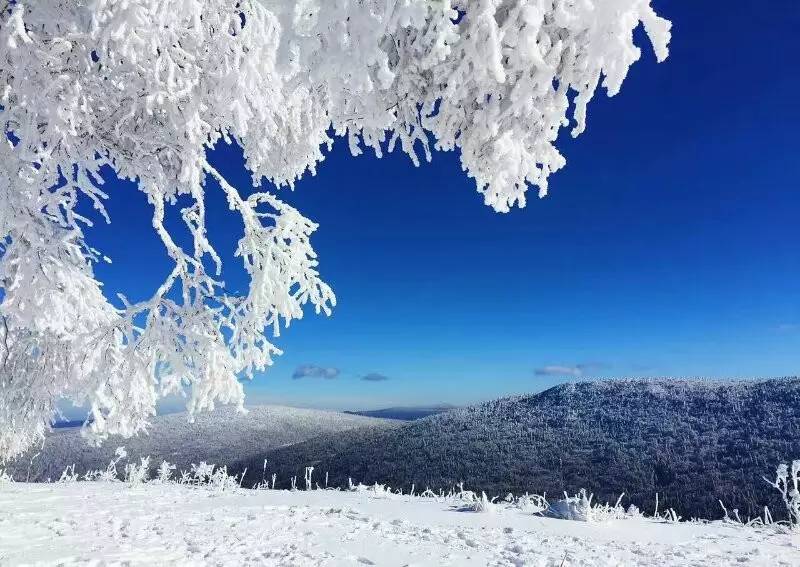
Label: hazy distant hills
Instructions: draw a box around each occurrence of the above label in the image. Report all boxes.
[344,404,456,421]
[7,406,397,482]
[232,378,800,521]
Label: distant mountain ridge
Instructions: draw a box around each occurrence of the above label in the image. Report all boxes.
[344,404,456,421]
[232,378,800,521]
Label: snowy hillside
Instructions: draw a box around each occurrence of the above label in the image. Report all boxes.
[1,481,797,566]
[233,378,800,522]
[6,406,396,482]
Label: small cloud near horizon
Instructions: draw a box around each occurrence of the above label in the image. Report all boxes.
[292,364,340,380]
[535,362,607,378]
[361,372,390,382]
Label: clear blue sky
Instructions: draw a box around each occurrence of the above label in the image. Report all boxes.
[85,1,800,411]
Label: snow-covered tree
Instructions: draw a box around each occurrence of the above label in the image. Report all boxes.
[0,0,671,460]
[766,460,800,527]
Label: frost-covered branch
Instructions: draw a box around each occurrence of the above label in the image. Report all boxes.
[765,460,800,528]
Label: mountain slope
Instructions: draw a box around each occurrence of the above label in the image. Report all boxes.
[344,404,456,421]
[7,405,397,482]
[232,378,800,521]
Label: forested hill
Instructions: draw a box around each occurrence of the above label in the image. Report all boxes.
[233,378,800,521]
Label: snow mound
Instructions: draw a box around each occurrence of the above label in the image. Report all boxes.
[0,482,796,566]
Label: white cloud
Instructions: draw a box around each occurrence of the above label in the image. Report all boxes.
[534,362,607,377]
[535,365,584,377]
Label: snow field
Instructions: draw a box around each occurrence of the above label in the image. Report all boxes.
[1,482,798,566]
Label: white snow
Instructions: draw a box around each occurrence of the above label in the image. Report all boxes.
[1,482,798,566]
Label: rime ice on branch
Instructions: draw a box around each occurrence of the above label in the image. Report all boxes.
[0,0,671,460]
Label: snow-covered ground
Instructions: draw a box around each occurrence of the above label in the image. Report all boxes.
[1,482,798,566]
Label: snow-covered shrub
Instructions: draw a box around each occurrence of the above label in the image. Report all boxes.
[188,462,215,486]
[719,500,742,524]
[0,467,12,483]
[253,460,275,490]
[155,461,176,484]
[347,481,397,499]
[718,500,779,529]
[546,490,594,522]
[450,483,497,512]
[468,491,497,513]
[85,446,128,482]
[545,489,633,522]
[58,465,79,483]
[659,508,681,523]
[515,493,549,515]
[589,493,633,522]
[125,457,151,485]
[625,504,643,519]
[175,462,240,491]
[208,466,241,492]
[367,483,392,498]
[454,482,478,503]
[765,460,800,528]
[419,488,438,499]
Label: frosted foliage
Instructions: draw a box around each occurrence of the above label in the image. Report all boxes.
[0,1,670,459]
[766,460,800,527]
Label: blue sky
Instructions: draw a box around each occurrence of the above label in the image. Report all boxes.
[85,1,800,411]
